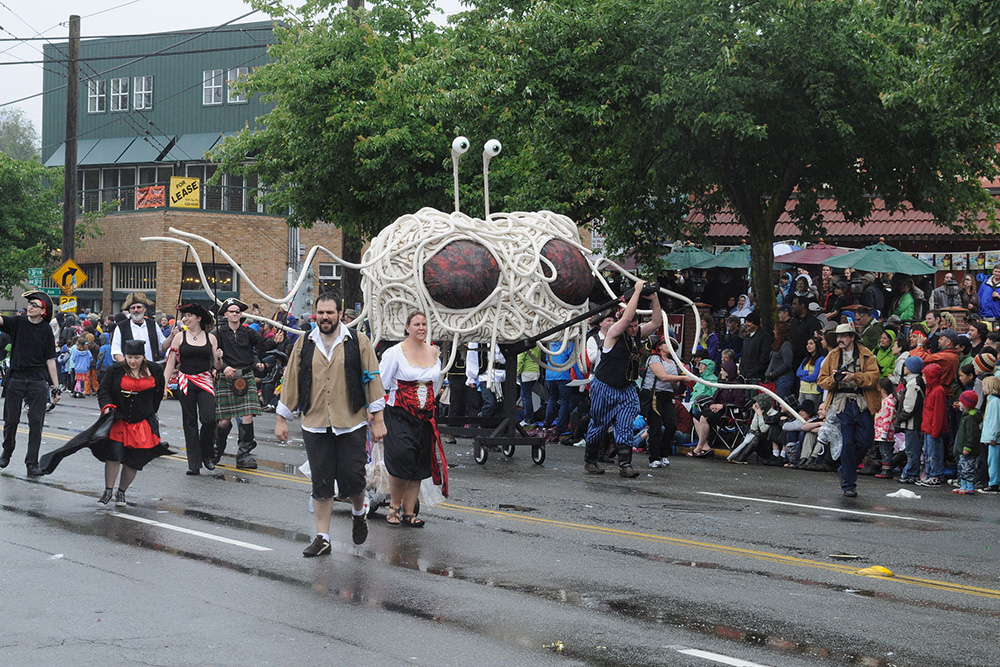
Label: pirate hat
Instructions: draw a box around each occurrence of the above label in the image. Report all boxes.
[22,290,53,323]
[217,297,249,317]
[177,302,215,328]
[122,339,146,357]
[122,291,154,311]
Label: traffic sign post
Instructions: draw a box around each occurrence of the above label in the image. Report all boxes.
[51,259,88,296]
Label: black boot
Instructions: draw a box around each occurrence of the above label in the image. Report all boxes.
[214,422,233,465]
[236,421,258,469]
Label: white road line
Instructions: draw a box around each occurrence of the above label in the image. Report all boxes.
[665,645,772,666]
[112,513,273,551]
[697,492,940,523]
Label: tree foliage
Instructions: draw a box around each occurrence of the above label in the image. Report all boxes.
[0,155,61,297]
[216,0,1000,328]
[0,108,40,161]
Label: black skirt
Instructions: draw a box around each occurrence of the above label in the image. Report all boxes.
[383,404,433,481]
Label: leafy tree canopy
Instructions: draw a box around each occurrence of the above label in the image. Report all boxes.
[0,155,62,297]
[0,108,40,161]
[217,0,1000,327]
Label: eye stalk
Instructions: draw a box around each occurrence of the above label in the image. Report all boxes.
[452,136,470,213]
[483,139,502,219]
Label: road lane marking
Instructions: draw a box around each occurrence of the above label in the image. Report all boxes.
[665,645,772,667]
[697,492,941,524]
[438,503,1000,600]
[112,512,272,551]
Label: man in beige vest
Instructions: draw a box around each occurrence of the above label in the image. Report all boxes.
[276,291,386,556]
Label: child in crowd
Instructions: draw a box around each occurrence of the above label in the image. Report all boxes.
[70,337,93,398]
[874,378,897,479]
[953,390,982,494]
[979,376,1000,494]
[897,356,925,484]
[57,341,72,390]
[781,399,823,467]
[918,362,947,487]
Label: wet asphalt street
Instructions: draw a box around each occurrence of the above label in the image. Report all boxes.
[2,394,999,666]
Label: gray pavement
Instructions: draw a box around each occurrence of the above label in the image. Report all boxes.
[1,393,997,666]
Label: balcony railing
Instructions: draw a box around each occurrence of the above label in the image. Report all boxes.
[78,182,288,216]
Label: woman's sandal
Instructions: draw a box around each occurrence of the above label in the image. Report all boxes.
[402,513,425,528]
[387,505,402,525]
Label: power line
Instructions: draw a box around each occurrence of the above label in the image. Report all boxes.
[79,0,146,21]
[0,26,275,42]
[0,43,271,66]
[0,5,267,109]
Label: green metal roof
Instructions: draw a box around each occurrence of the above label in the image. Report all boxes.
[161,132,224,161]
[44,138,100,167]
[79,137,135,165]
[118,135,174,163]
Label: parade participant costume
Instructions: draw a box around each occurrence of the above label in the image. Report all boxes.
[213,298,272,468]
[0,291,59,476]
[40,340,172,476]
[166,303,218,474]
[379,343,448,498]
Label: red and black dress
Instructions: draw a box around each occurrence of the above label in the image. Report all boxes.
[379,344,447,496]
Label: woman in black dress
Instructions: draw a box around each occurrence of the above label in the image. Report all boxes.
[163,303,221,475]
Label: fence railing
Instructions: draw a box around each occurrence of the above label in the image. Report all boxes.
[78,183,288,216]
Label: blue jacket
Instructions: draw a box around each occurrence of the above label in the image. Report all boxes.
[977,280,1000,319]
[981,394,1000,444]
[546,342,577,382]
[70,347,93,373]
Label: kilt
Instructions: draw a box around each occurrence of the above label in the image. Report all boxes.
[214,370,261,420]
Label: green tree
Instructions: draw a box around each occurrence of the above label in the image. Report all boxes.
[0,108,40,161]
[0,155,61,297]
[427,0,1000,325]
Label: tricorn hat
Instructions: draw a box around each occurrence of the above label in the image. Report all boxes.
[122,291,154,311]
[22,290,53,323]
[217,297,249,316]
[177,302,215,327]
[122,339,146,357]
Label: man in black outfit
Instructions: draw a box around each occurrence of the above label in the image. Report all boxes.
[0,291,62,476]
[789,295,823,371]
[739,311,772,383]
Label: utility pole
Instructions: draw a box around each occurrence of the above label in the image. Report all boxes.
[62,14,80,262]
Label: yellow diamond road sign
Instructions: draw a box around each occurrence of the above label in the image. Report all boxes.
[52,259,87,295]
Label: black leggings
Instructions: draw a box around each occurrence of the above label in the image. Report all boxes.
[645,391,677,461]
[178,385,215,471]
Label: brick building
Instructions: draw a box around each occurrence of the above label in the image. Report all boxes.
[37,21,343,318]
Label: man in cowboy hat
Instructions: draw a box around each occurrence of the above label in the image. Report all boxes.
[818,322,881,497]
[213,297,274,469]
[111,291,167,364]
[0,291,61,476]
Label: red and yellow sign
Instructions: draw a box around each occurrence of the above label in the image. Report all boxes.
[169,176,201,209]
[137,185,165,208]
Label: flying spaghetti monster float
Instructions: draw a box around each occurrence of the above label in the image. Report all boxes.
[142,138,801,466]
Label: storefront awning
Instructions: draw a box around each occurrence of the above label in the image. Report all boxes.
[78,137,136,166]
[160,133,224,161]
[44,139,100,167]
[117,135,175,163]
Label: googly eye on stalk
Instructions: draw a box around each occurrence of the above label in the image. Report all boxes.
[451,136,470,156]
[483,139,502,157]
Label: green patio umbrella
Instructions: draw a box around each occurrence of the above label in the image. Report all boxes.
[661,245,716,270]
[824,241,936,275]
[693,244,752,269]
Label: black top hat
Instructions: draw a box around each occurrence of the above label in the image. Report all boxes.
[217,298,249,316]
[177,303,215,327]
[22,291,54,323]
[122,339,146,357]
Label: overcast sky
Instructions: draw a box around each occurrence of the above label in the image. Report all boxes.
[1,0,465,136]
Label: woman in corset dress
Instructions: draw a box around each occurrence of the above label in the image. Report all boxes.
[379,312,446,527]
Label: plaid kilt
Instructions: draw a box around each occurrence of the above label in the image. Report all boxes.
[215,371,261,420]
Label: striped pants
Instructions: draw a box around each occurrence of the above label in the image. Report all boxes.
[585,378,639,466]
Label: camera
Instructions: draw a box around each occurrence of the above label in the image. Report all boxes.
[834,370,847,382]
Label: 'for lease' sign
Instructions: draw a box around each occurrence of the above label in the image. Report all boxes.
[170,176,201,208]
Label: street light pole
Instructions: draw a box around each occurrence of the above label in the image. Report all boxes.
[62,14,80,262]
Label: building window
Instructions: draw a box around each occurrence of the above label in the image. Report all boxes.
[182,263,237,292]
[318,263,342,292]
[134,75,153,110]
[110,77,129,111]
[87,79,106,113]
[228,67,248,103]
[112,263,156,290]
[139,166,172,185]
[203,69,223,105]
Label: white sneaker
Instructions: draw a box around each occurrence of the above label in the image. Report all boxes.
[573,439,586,447]
[660,457,670,467]
[648,460,665,468]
